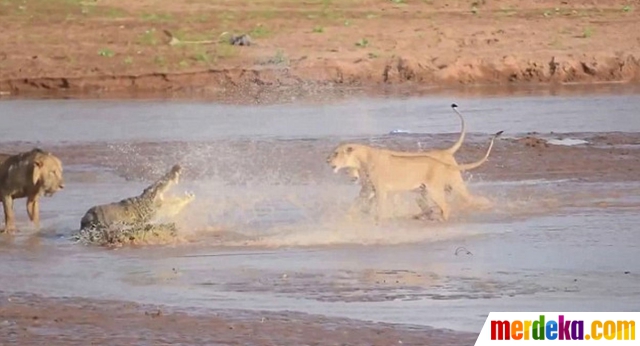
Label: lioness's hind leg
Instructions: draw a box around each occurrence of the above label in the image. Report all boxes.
[423,186,450,222]
[413,188,439,221]
[449,173,492,209]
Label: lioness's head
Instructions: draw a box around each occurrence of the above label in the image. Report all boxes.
[326,144,361,174]
[32,150,65,197]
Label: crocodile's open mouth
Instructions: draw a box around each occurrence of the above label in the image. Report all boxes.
[145,164,183,202]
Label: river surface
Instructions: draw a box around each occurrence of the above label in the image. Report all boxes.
[0,89,639,333]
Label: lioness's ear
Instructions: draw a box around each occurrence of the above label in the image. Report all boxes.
[345,146,354,153]
[32,160,43,185]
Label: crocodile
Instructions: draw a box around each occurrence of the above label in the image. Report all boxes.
[76,164,194,245]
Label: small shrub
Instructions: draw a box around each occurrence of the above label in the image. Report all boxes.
[250,24,270,38]
[98,48,114,57]
[355,38,369,47]
[258,50,289,66]
[154,55,166,66]
[193,52,210,63]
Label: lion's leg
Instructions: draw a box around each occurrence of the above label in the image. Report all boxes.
[2,196,16,233]
[26,196,40,228]
[32,198,40,228]
[26,199,34,221]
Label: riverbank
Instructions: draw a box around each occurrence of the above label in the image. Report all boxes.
[1,0,639,100]
[0,292,477,345]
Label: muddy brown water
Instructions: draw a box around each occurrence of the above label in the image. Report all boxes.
[0,88,639,333]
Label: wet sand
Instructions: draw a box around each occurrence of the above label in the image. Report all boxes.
[0,92,639,344]
[0,292,477,346]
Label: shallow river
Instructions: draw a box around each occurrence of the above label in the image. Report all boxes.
[0,88,639,333]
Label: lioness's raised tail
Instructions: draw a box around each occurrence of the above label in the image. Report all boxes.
[451,130,503,171]
[442,103,466,155]
[389,130,502,171]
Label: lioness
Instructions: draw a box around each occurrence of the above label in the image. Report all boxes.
[79,164,195,231]
[346,103,468,216]
[0,148,65,233]
[327,131,502,222]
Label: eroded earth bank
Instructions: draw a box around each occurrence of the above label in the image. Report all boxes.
[1,0,640,100]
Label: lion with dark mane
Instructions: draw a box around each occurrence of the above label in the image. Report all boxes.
[0,148,65,233]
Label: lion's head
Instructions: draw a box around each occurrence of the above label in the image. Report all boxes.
[32,151,65,197]
[326,144,362,174]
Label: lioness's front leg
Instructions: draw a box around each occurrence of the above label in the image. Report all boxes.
[2,195,16,233]
[353,181,376,214]
[374,189,390,223]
